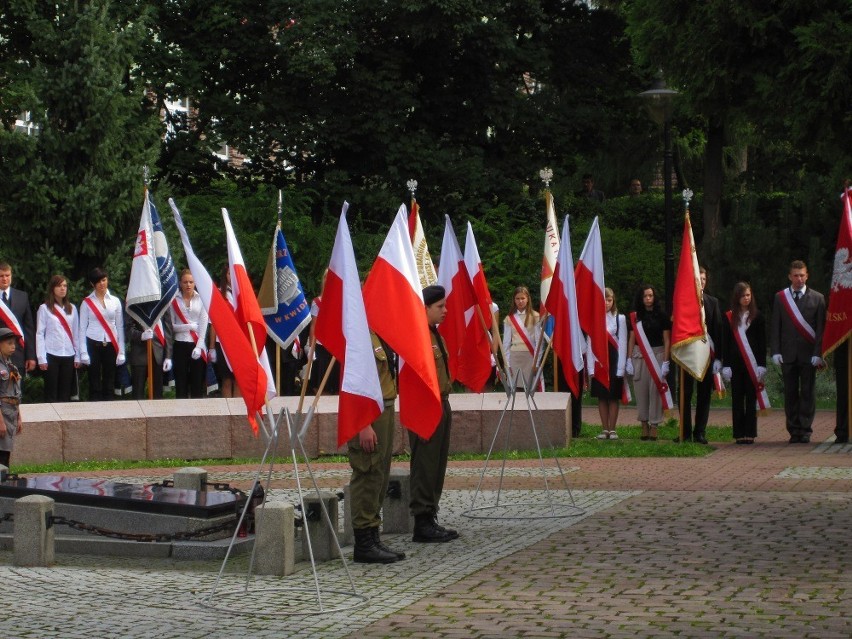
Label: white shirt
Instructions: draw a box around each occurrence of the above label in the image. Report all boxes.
[36,303,79,363]
[169,292,209,347]
[79,290,125,358]
[502,310,541,368]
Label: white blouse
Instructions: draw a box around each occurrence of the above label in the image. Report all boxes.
[36,303,79,362]
[78,291,125,358]
[169,292,209,347]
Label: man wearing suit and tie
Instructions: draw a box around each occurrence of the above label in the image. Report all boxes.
[771,260,826,443]
[679,267,723,444]
[0,263,36,374]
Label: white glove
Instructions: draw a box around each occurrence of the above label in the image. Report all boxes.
[756,366,767,382]
[80,354,91,366]
[661,361,670,377]
[191,346,202,360]
[811,356,824,368]
[140,329,154,341]
[162,358,173,372]
[625,359,634,376]
[772,354,783,366]
[712,359,722,375]
[722,367,733,382]
[116,354,126,366]
[188,322,199,333]
[208,349,217,364]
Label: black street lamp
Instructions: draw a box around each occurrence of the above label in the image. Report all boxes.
[639,75,678,314]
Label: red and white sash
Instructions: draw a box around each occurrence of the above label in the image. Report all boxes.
[171,298,208,362]
[51,304,75,348]
[779,289,816,343]
[726,311,770,411]
[0,297,24,347]
[607,322,631,404]
[629,312,673,410]
[509,313,536,355]
[83,297,120,355]
[153,320,166,348]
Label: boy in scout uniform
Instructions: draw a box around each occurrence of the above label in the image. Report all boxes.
[0,327,23,469]
[409,285,458,543]
[348,331,406,563]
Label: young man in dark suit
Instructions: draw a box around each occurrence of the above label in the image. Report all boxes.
[0,263,36,374]
[770,260,826,443]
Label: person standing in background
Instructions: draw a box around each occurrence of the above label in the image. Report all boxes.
[0,262,36,374]
[36,274,79,402]
[78,267,125,401]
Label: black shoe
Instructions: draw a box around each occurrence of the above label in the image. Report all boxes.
[789,435,802,444]
[694,435,708,445]
[799,435,811,443]
[372,528,405,560]
[835,436,849,444]
[412,515,453,543]
[736,439,746,445]
[354,528,399,563]
[432,516,459,540]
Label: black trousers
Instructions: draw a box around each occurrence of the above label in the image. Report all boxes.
[730,370,757,439]
[87,339,116,401]
[835,341,849,441]
[131,362,164,400]
[45,354,75,402]
[782,361,816,437]
[681,372,713,439]
[173,341,206,398]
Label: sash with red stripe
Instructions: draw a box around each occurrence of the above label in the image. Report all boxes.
[171,298,208,362]
[706,333,725,397]
[51,304,75,349]
[153,321,166,347]
[83,297,120,355]
[606,319,631,404]
[779,289,816,343]
[509,312,536,355]
[726,311,770,411]
[629,311,672,410]
[0,299,25,348]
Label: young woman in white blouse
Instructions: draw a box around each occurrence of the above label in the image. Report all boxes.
[36,274,80,402]
[593,288,628,440]
[502,286,541,389]
[169,268,209,398]
[78,267,125,401]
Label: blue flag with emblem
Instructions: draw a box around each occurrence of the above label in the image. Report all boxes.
[258,223,311,349]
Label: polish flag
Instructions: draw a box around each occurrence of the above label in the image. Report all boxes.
[314,203,384,446]
[437,216,491,393]
[463,222,493,331]
[363,205,442,439]
[540,190,560,313]
[407,199,438,288]
[823,186,852,356]
[169,199,268,435]
[574,217,609,390]
[223,208,276,400]
[544,216,584,397]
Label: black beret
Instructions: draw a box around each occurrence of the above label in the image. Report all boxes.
[422,285,446,306]
[0,327,16,341]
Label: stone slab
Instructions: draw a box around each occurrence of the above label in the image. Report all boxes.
[62,418,147,462]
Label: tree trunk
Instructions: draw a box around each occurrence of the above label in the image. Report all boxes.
[703,119,724,241]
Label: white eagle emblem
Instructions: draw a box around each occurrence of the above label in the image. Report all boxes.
[832,248,852,292]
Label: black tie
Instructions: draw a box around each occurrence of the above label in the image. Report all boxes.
[794,291,801,301]
[1,291,7,305]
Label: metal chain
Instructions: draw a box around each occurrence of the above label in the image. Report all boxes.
[49,515,240,543]
[0,512,12,523]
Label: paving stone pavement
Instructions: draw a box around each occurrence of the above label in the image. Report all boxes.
[2,407,851,638]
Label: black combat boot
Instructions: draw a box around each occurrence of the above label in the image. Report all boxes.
[412,514,452,543]
[432,515,459,540]
[372,528,406,560]
[353,528,398,563]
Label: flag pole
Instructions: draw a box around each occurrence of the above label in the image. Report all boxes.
[847,340,851,443]
[275,190,284,397]
[141,168,156,401]
[678,367,684,442]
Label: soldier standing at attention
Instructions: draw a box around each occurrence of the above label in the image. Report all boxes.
[0,327,23,469]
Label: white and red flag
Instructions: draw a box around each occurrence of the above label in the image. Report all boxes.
[464,221,493,331]
[168,199,269,435]
[437,216,491,393]
[540,190,560,313]
[223,208,276,400]
[408,199,438,288]
[363,205,442,439]
[671,212,711,380]
[544,216,584,397]
[575,216,609,390]
[314,203,384,446]
[823,187,852,356]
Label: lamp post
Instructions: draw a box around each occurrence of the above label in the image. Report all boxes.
[639,75,678,314]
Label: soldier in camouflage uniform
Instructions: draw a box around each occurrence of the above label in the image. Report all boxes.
[0,327,23,469]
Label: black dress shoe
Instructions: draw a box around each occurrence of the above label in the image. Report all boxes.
[789,435,802,443]
[799,435,811,443]
[694,435,708,445]
[835,436,849,444]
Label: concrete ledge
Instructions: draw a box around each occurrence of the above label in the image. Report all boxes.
[16,393,571,465]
